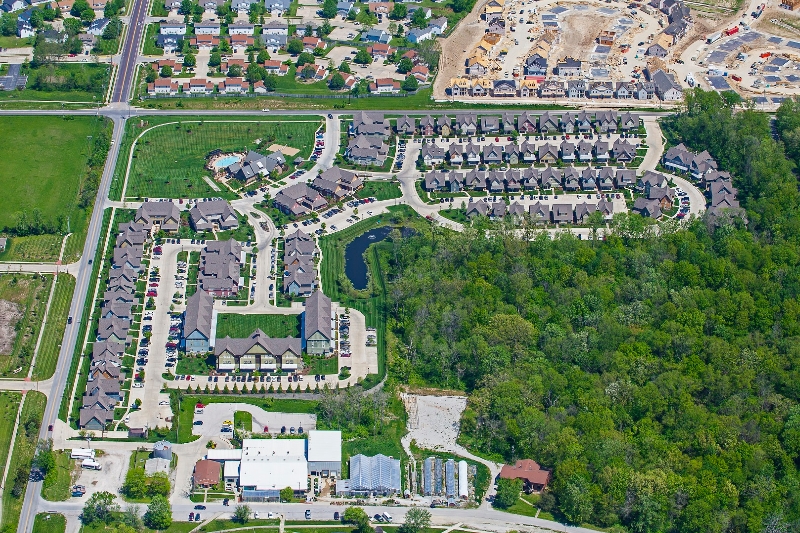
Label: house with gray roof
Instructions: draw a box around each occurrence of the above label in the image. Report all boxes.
[274,182,328,217]
[184,290,215,353]
[134,201,180,233]
[633,197,662,218]
[199,239,242,297]
[529,201,549,223]
[215,329,303,372]
[551,203,574,223]
[189,200,239,231]
[302,290,332,355]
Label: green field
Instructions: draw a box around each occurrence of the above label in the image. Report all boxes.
[41,451,74,502]
[33,513,66,533]
[302,354,338,375]
[33,274,76,380]
[0,274,52,377]
[0,64,111,104]
[3,391,46,530]
[81,515,196,533]
[116,119,320,200]
[0,115,109,262]
[0,392,22,502]
[356,181,402,201]
[215,313,301,339]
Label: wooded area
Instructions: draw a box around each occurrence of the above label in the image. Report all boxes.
[382,89,800,531]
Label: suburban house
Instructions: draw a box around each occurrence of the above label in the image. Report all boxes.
[302,290,332,355]
[215,329,303,372]
[199,239,243,297]
[189,200,239,232]
[184,290,215,353]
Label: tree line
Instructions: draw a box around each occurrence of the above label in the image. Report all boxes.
[381,89,800,531]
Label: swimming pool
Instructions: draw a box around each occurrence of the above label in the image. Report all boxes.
[214,155,239,168]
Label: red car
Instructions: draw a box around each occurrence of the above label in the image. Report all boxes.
[185,375,191,381]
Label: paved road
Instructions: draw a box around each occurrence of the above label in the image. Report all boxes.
[111,0,148,103]
[15,117,126,533]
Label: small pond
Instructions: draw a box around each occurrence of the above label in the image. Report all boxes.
[344,226,414,290]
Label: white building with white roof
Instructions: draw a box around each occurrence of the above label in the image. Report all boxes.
[307,430,342,477]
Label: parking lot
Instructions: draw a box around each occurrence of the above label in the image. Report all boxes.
[192,403,317,437]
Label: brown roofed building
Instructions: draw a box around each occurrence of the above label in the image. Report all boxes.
[193,459,221,489]
[499,459,551,492]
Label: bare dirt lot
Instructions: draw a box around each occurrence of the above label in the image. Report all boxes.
[0,300,21,355]
[433,0,490,99]
[550,13,616,63]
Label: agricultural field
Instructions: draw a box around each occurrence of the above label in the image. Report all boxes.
[0,115,110,262]
[215,313,301,339]
[0,274,53,378]
[113,118,321,201]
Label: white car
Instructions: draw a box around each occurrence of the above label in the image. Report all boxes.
[132,382,144,388]
[124,415,130,422]
[158,400,170,406]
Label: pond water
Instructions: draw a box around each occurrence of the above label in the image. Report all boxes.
[344,224,425,290]
[214,155,240,168]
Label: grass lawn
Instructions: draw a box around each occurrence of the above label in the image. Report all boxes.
[142,24,163,56]
[81,516,196,533]
[198,519,280,532]
[356,181,402,201]
[173,394,318,444]
[216,313,300,339]
[0,115,109,262]
[0,274,52,378]
[0,392,22,499]
[176,353,215,375]
[33,274,76,380]
[233,410,252,432]
[440,209,469,225]
[0,36,32,48]
[33,513,66,533]
[302,354,338,375]
[496,493,556,521]
[41,451,74,502]
[118,118,320,200]
[2,391,46,531]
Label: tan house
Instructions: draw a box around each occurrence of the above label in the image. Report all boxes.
[215,329,303,372]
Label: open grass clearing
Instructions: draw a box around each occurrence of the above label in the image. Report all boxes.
[2,391,46,530]
[33,513,66,533]
[0,115,109,262]
[234,410,253,432]
[80,516,196,533]
[216,313,301,339]
[197,519,280,532]
[41,451,75,502]
[0,274,52,378]
[33,274,76,380]
[355,181,402,201]
[0,392,22,496]
[116,118,320,201]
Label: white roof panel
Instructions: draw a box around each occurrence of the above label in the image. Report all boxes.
[207,449,243,461]
[307,430,341,463]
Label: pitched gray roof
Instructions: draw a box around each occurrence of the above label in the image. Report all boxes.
[185,290,214,340]
[304,290,331,342]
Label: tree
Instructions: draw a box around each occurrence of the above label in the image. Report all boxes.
[208,51,221,67]
[280,486,294,502]
[320,19,333,36]
[159,65,173,77]
[81,491,119,525]
[329,72,345,90]
[143,495,172,530]
[343,506,373,533]
[246,63,265,82]
[389,2,406,19]
[80,6,95,22]
[321,0,337,18]
[411,7,427,28]
[313,46,325,56]
[32,439,55,476]
[182,52,196,67]
[145,66,157,83]
[400,508,431,533]
[70,0,89,17]
[296,52,315,66]
[354,48,372,65]
[286,39,303,55]
[300,63,316,79]
[233,504,252,523]
[218,37,231,53]
[102,17,122,40]
[228,64,243,77]
[397,57,413,73]
[122,467,147,499]
[402,74,418,92]
[494,478,522,509]
[257,49,270,63]
[148,471,171,497]
[339,61,351,73]
[121,505,144,530]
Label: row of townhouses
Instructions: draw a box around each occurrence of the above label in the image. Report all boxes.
[273,166,363,216]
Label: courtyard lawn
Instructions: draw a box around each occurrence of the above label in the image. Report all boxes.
[215,313,301,339]
[33,274,76,380]
[2,391,46,531]
[233,410,252,432]
[33,513,66,533]
[0,392,22,501]
[119,119,320,200]
[41,451,74,502]
[302,354,338,376]
[0,115,109,262]
[356,181,402,201]
[176,353,214,375]
[0,274,52,378]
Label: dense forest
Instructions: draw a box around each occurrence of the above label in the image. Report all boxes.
[383,90,800,532]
